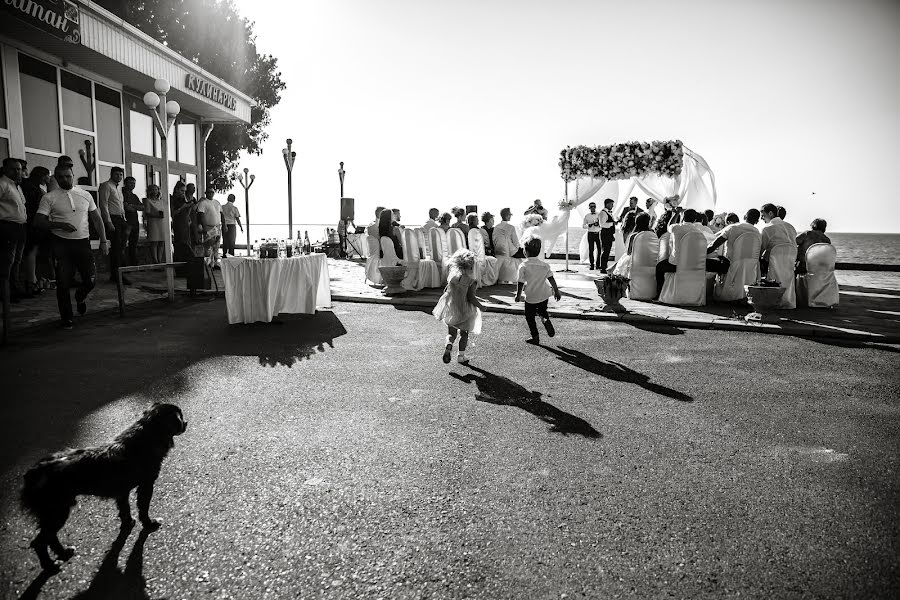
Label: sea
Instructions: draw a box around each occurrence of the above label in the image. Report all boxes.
[250,225,900,266]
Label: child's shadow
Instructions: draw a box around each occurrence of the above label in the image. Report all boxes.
[544,346,693,402]
[450,364,601,438]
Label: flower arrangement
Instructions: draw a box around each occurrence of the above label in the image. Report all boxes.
[595,274,630,306]
[558,198,576,211]
[522,213,545,228]
[559,140,684,181]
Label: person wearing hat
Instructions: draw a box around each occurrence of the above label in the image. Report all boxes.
[480,211,496,256]
[582,201,601,270]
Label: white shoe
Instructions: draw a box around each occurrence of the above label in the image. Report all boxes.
[457,353,469,364]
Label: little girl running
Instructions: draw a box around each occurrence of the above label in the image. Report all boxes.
[432,249,485,364]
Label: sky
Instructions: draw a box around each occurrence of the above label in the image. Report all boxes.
[228,0,900,236]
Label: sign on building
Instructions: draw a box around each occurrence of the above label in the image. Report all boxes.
[1,0,81,44]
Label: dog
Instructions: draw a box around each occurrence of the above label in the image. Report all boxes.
[21,402,187,571]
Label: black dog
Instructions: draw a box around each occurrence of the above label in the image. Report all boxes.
[21,403,187,571]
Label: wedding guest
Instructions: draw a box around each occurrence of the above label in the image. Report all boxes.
[621,196,642,221]
[21,166,51,296]
[760,203,795,275]
[777,206,798,241]
[696,213,716,244]
[366,206,385,237]
[98,166,130,284]
[613,212,654,278]
[466,212,479,233]
[0,158,27,305]
[515,235,560,345]
[451,206,469,236]
[197,189,223,266]
[221,193,243,257]
[45,156,74,193]
[494,208,520,257]
[143,184,165,264]
[645,198,658,228]
[481,212,496,256]
[170,181,192,261]
[35,165,109,329]
[524,199,548,219]
[185,183,201,246]
[599,198,616,273]
[582,201,601,270]
[122,176,143,266]
[379,208,403,259]
[655,208,701,296]
[706,209,761,276]
[795,218,831,274]
[655,214,672,264]
[423,208,440,231]
[438,212,452,232]
[620,210,637,242]
[391,208,404,240]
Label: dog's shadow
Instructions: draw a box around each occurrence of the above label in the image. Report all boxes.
[450,364,600,438]
[20,526,157,600]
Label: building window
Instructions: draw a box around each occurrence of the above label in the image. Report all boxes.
[0,138,8,161]
[60,71,93,132]
[130,162,148,200]
[129,110,153,156]
[18,54,60,152]
[95,84,123,164]
[167,124,177,162]
[63,130,95,185]
[24,152,57,174]
[177,123,196,165]
[0,53,7,130]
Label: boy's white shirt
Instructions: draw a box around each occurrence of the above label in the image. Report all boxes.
[517,257,553,303]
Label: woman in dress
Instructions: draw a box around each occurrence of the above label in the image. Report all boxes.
[143,184,166,264]
[450,206,469,236]
[438,212,452,232]
[378,207,403,260]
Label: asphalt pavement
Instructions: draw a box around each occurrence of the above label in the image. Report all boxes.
[1,299,898,599]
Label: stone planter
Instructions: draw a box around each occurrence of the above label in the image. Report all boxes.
[593,277,627,313]
[744,284,785,320]
[378,265,407,295]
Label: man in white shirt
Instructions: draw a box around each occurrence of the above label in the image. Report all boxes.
[196,189,223,266]
[598,198,616,273]
[582,201,601,270]
[365,206,384,237]
[0,158,28,306]
[655,208,702,296]
[98,167,129,284]
[220,193,243,257]
[760,202,796,274]
[706,209,761,276]
[493,207,520,257]
[35,165,109,329]
[422,208,440,231]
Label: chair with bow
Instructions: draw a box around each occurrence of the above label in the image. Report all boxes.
[364,234,383,285]
[658,231,707,306]
[403,228,442,289]
[767,242,797,309]
[468,229,499,287]
[447,228,467,255]
[429,227,450,281]
[796,243,838,308]
[626,231,660,300]
[713,231,761,302]
[416,228,431,260]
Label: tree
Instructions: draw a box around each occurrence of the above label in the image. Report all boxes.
[96,0,286,190]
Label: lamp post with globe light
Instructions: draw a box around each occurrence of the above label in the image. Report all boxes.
[142,78,180,300]
[282,139,296,239]
[236,167,255,255]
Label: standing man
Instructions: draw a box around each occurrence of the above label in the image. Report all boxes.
[0,158,28,310]
[582,201,601,270]
[196,189,223,267]
[220,193,243,257]
[598,198,616,273]
[34,165,109,329]
[122,176,143,266]
[98,166,130,284]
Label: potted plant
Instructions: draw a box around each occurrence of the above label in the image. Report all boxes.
[594,274,629,313]
[744,277,786,321]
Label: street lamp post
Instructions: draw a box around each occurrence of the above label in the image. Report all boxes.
[282,139,296,239]
[236,167,255,256]
[142,78,180,300]
[338,161,345,198]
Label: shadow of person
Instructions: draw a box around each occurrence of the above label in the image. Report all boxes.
[67,525,155,600]
[450,364,600,438]
[545,346,694,402]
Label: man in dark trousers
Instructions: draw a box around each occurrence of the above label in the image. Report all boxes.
[122,176,143,266]
[582,201,601,270]
[598,198,616,273]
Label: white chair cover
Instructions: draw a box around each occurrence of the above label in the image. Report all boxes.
[626,232,659,300]
[364,234,383,285]
[429,227,450,281]
[447,228,467,254]
[416,228,431,260]
[657,232,671,263]
[659,231,707,306]
[468,229,499,287]
[768,243,797,309]
[403,228,442,289]
[713,231,761,302]
[494,255,520,283]
[796,243,839,308]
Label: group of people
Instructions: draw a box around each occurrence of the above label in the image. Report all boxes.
[0,153,245,329]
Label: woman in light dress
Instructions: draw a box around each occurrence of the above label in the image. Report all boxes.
[142,184,166,264]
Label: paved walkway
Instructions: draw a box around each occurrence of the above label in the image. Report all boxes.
[5,257,900,343]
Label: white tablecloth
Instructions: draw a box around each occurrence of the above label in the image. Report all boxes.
[221,254,332,324]
[346,233,369,258]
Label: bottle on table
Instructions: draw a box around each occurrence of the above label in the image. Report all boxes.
[304,231,311,254]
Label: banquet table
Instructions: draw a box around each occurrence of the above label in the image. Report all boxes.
[220,254,332,324]
[346,233,369,258]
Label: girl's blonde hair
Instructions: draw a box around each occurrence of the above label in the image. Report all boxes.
[447,248,475,278]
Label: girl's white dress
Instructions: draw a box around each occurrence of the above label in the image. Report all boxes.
[432,273,482,334]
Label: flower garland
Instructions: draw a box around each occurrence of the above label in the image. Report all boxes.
[559,140,684,181]
[522,213,545,228]
[557,198,576,211]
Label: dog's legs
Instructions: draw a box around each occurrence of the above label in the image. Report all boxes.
[137,482,160,530]
[32,503,75,570]
[116,494,136,528]
[30,533,57,572]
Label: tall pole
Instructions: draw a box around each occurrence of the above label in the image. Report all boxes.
[238,167,255,256]
[283,139,296,239]
[338,161,345,198]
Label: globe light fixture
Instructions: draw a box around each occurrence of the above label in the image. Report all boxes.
[142,91,160,110]
[154,78,170,94]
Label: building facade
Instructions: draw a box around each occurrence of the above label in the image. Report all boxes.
[0,0,254,209]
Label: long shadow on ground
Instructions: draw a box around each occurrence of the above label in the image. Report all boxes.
[543,346,694,402]
[450,364,600,438]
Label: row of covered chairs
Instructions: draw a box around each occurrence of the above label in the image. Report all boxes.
[365,227,521,291]
[626,231,838,308]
